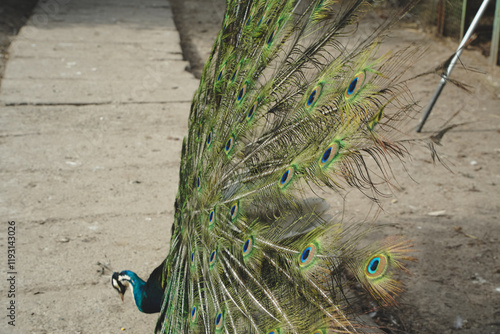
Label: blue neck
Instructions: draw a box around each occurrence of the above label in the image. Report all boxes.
[122,270,163,314]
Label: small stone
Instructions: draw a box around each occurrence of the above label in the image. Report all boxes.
[59,237,70,243]
[470,160,477,166]
[428,210,446,216]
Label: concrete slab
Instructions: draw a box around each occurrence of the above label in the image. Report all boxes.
[9,39,183,60]
[0,0,197,332]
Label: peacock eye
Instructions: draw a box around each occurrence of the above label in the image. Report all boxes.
[237,83,247,102]
[209,250,217,267]
[191,306,197,322]
[345,71,366,99]
[247,101,258,120]
[365,254,388,279]
[319,141,341,168]
[208,210,215,226]
[215,311,224,330]
[230,202,239,221]
[231,64,241,82]
[242,237,253,257]
[267,23,279,45]
[196,175,201,189]
[206,130,213,147]
[299,243,317,267]
[217,66,225,81]
[306,84,322,109]
[279,166,294,189]
[225,136,234,154]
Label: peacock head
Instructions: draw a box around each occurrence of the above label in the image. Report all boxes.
[111,271,132,302]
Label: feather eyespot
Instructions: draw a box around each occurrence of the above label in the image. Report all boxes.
[231,64,241,82]
[365,254,388,279]
[237,83,247,102]
[299,243,317,267]
[230,202,239,221]
[196,175,201,190]
[242,236,254,257]
[319,141,341,168]
[267,330,279,334]
[257,16,263,26]
[215,311,224,330]
[191,306,197,322]
[246,8,255,26]
[206,130,213,148]
[209,249,217,267]
[247,101,258,120]
[191,251,195,263]
[208,209,215,226]
[267,23,279,45]
[279,166,295,189]
[306,84,322,109]
[345,71,366,99]
[225,136,234,154]
[217,65,225,81]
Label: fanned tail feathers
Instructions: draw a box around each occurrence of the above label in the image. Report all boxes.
[158,0,430,333]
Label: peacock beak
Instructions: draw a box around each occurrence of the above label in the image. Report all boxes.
[112,272,128,302]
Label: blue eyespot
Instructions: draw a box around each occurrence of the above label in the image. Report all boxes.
[345,71,366,99]
[206,131,213,147]
[231,64,240,82]
[209,210,215,226]
[306,84,322,109]
[217,66,225,81]
[321,147,331,163]
[301,247,311,263]
[267,24,279,45]
[319,141,341,168]
[308,91,316,106]
[279,166,294,189]
[242,237,253,257]
[368,257,380,274]
[230,202,238,221]
[365,254,388,278]
[247,101,257,120]
[215,311,224,330]
[237,84,247,102]
[191,306,197,322]
[347,78,358,95]
[225,136,234,154]
[210,250,217,267]
[299,243,317,267]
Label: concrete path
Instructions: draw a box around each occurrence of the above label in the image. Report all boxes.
[0,0,197,332]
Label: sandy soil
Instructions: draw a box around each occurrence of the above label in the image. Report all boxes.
[1,0,499,333]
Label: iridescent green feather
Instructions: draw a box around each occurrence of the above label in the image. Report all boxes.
[155,1,433,333]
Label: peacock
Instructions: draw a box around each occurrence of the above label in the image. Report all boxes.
[112,0,442,332]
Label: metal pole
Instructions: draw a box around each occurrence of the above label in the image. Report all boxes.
[460,0,468,40]
[416,0,492,132]
[490,0,500,66]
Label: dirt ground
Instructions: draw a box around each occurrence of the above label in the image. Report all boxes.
[1,0,499,333]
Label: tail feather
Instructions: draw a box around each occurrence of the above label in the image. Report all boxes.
[156,1,437,333]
